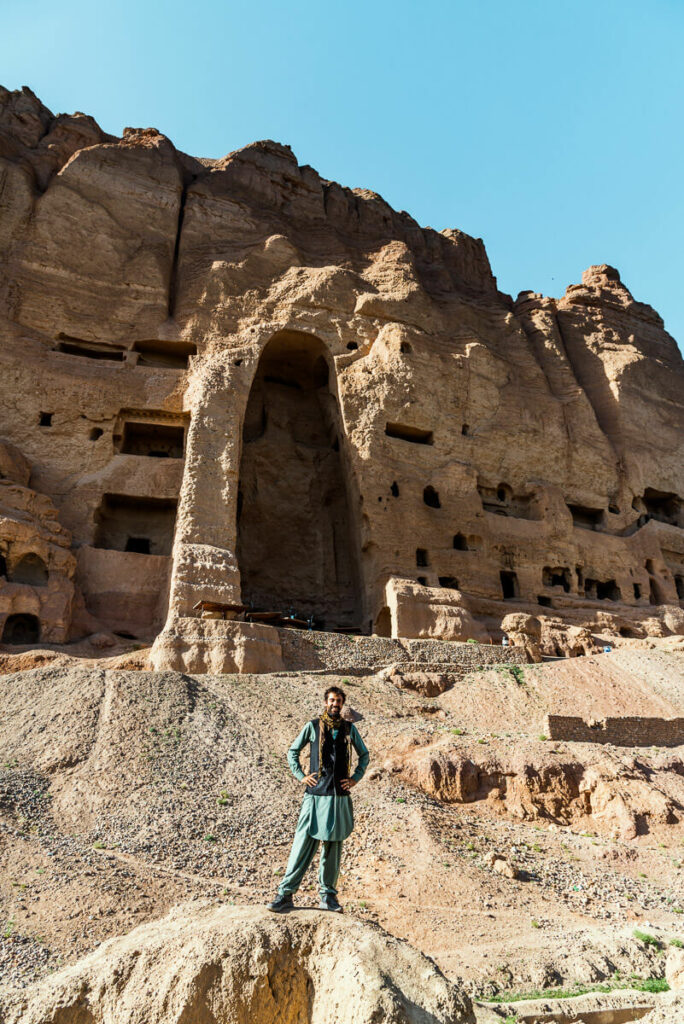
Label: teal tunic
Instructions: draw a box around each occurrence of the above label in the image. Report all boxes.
[287,721,370,841]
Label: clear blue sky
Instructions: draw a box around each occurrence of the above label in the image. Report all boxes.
[3,0,683,348]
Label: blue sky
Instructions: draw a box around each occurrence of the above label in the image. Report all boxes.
[3,0,683,348]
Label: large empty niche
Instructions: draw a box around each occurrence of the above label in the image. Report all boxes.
[94,495,178,555]
[237,332,361,630]
[120,421,185,458]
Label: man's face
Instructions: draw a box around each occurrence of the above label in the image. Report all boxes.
[326,692,344,718]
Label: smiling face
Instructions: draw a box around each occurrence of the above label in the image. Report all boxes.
[325,691,344,719]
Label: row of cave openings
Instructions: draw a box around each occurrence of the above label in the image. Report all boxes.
[397,477,683,534]
[411,544,684,606]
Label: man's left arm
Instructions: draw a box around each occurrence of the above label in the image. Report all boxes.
[349,724,370,784]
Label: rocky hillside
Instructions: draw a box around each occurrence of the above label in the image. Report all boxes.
[0,647,683,1021]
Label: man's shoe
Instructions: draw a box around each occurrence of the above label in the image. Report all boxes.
[318,894,343,913]
[266,893,293,913]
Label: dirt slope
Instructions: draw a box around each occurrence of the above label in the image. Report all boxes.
[0,650,683,1007]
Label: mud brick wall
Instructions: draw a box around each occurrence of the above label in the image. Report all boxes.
[545,714,684,747]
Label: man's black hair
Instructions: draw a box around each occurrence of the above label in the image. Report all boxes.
[324,685,346,704]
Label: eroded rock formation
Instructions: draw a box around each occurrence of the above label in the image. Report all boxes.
[1,85,683,669]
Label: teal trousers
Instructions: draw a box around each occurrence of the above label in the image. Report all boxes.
[278,826,343,897]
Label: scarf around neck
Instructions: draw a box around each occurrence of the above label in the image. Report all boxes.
[319,710,352,779]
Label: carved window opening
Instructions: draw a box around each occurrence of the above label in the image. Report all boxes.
[633,583,642,600]
[461,424,469,436]
[38,412,53,427]
[423,486,441,509]
[94,495,178,556]
[2,613,40,644]
[453,533,468,551]
[390,481,399,498]
[237,331,362,632]
[55,337,125,361]
[416,548,429,567]
[542,566,571,593]
[537,595,552,607]
[120,422,185,458]
[11,553,48,586]
[439,575,458,589]
[0,554,6,577]
[500,570,519,600]
[125,537,151,554]
[400,341,412,354]
[385,423,434,445]
[89,428,103,441]
[676,576,684,600]
[568,504,603,531]
[133,340,196,369]
[346,342,358,351]
[417,576,427,585]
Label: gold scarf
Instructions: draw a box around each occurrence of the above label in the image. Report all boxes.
[319,712,352,779]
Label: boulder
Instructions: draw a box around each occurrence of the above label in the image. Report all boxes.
[0,904,475,1024]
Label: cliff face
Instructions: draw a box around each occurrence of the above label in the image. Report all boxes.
[0,85,682,666]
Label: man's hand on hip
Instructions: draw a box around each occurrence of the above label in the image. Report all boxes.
[340,778,357,791]
[303,773,318,787]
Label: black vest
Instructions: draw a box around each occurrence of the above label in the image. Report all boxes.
[307,718,351,797]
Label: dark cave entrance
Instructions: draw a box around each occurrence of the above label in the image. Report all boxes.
[236,332,361,631]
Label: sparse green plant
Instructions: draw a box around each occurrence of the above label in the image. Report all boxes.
[450,728,464,735]
[532,843,542,853]
[531,919,540,929]
[395,797,406,804]
[204,834,217,843]
[486,978,669,1003]
[633,929,661,948]
[3,917,15,939]
[538,734,548,742]
[509,666,525,686]
[669,938,683,948]
[92,840,105,850]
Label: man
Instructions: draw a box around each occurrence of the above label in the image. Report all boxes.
[267,685,369,913]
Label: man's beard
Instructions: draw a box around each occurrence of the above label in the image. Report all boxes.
[329,708,341,719]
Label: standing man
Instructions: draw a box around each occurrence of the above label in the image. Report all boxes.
[267,685,369,913]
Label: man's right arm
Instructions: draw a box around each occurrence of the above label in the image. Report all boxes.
[287,722,315,782]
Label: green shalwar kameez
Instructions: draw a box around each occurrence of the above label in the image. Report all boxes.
[278,721,370,897]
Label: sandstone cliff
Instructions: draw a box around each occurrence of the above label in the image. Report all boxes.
[0,85,682,668]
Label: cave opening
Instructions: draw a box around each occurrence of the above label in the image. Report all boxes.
[542,566,571,592]
[2,613,40,644]
[94,494,178,555]
[236,332,361,632]
[500,570,519,600]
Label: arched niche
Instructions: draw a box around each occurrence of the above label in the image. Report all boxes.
[12,553,49,586]
[236,331,361,631]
